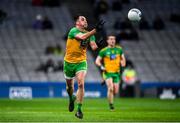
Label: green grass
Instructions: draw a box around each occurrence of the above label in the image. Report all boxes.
[0,98,180,122]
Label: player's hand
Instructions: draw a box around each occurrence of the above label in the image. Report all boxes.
[95,20,105,32]
[100,65,106,71]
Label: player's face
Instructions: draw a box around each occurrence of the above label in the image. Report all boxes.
[107,36,116,47]
[77,16,88,28]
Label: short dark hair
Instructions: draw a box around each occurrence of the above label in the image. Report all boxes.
[74,14,82,21]
[107,34,116,40]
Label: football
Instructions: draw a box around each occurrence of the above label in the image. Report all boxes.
[128,8,142,22]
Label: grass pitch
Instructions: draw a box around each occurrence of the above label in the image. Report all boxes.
[0,98,180,122]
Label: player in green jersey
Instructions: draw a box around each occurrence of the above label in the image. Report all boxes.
[95,35,126,110]
[64,15,105,119]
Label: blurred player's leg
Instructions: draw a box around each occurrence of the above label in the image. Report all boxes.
[106,78,114,110]
[66,79,76,112]
[113,83,119,95]
[75,71,86,119]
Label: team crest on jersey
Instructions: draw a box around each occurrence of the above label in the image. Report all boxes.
[110,54,116,60]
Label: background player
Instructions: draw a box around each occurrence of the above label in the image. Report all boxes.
[95,35,126,110]
[64,15,104,119]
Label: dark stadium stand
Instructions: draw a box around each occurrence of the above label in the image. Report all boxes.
[99,0,180,83]
[0,0,101,82]
[0,0,180,98]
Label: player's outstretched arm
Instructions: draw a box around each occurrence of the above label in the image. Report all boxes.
[75,20,105,40]
[75,29,96,40]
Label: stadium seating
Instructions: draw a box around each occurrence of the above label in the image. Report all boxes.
[0,0,101,82]
[0,0,179,83]
[99,0,180,82]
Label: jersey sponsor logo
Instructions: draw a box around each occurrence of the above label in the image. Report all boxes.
[110,54,116,60]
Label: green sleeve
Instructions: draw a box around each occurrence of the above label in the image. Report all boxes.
[89,35,96,42]
[118,47,123,55]
[98,49,105,58]
[68,27,81,39]
[120,48,124,55]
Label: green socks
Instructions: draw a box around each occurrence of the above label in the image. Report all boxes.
[69,95,75,102]
[77,103,82,111]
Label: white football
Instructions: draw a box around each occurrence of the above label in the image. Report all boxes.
[128,8,142,22]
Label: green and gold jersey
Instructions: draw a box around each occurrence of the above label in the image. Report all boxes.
[98,46,123,73]
[64,27,95,63]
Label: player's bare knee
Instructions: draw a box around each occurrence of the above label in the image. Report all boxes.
[78,82,84,89]
[108,87,113,93]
